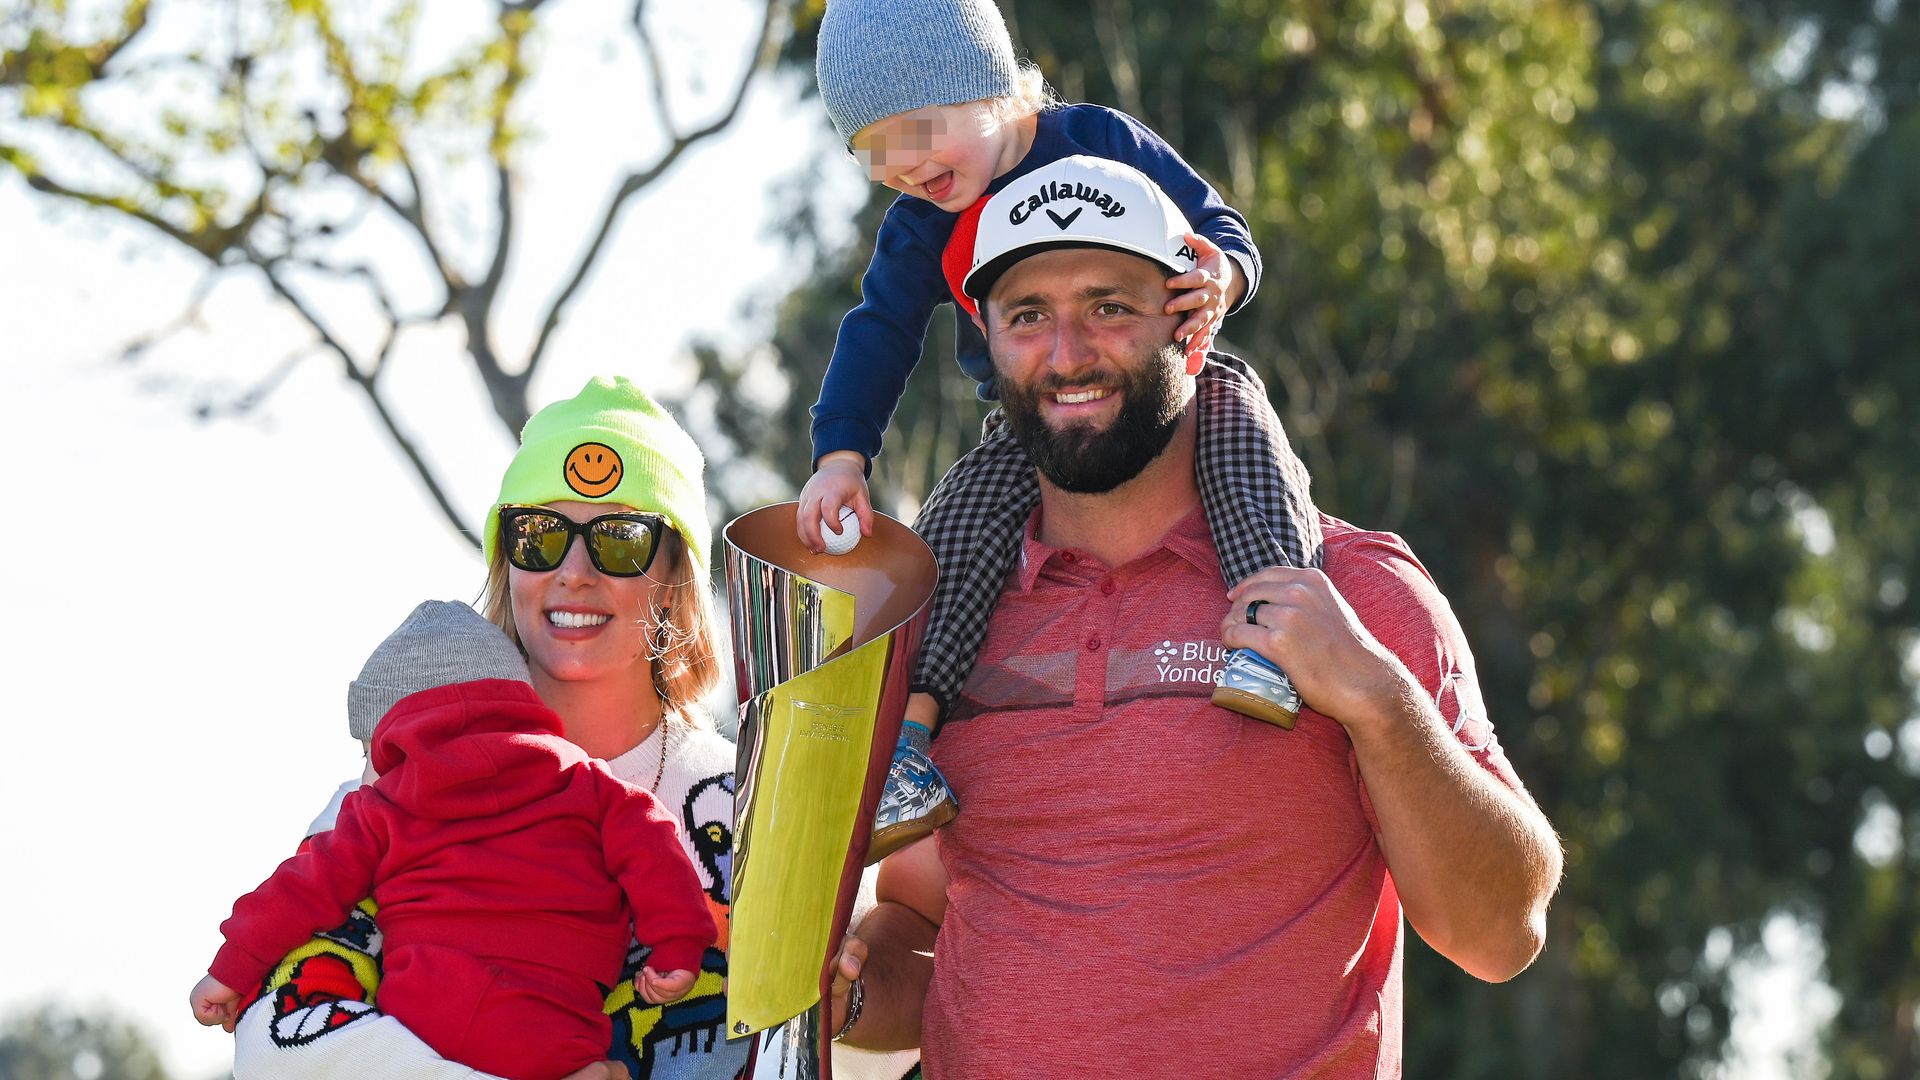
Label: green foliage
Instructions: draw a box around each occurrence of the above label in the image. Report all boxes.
[0,1003,174,1080]
[700,0,1920,1075]
[0,0,528,259]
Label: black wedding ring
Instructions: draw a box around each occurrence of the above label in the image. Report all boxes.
[1247,599,1270,625]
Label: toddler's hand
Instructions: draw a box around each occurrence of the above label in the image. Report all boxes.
[1165,232,1244,357]
[636,965,698,1005]
[190,974,241,1032]
[798,452,874,553]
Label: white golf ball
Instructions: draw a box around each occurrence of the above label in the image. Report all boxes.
[822,506,861,556]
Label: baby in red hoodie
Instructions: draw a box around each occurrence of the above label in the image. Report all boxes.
[190,601,717,1080]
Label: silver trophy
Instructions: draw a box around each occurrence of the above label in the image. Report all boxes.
[724,503,936,1080]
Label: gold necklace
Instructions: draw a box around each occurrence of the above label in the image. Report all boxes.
[650,717,670,793]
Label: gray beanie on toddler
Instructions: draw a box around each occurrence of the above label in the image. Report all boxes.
[815,0,1020,143]
[346,600,531,740]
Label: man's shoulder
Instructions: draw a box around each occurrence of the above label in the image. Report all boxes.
[1317,514,1459,646]
[1319,514,1421,574]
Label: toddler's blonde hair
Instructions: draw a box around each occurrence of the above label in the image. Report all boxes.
[985,62,1056,125]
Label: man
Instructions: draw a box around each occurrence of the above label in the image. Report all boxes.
[826,157,1563,1078]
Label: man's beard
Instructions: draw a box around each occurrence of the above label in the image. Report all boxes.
[998,342,1187,494]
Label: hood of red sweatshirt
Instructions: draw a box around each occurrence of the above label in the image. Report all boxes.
[369,679,585,820]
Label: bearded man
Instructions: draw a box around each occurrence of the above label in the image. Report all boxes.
[827,157,1562,1080]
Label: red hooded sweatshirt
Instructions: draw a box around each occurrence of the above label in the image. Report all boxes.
[210,679,717,995]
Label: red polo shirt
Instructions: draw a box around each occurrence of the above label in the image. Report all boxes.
[924,506,1520,1079]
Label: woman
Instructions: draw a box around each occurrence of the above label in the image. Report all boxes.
[232,377,747,1080]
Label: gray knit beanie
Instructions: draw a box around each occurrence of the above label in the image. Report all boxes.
[815,0,1020,143]
[347,600,531,739]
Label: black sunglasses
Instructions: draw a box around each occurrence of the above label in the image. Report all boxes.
[498,505,668,578]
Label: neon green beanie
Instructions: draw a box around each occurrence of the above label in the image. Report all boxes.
[485,376,711,579]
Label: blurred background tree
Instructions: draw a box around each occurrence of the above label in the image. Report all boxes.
[0,1003,175,1080]
[691,0,1920,1076]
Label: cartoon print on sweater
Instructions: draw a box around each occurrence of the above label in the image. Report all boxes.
[604,770,736,1076]
[606,944,730,1078]
[258,900,382,1047]
[684,774,733,936]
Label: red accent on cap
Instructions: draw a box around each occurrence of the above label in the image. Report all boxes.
[942,195,992,317]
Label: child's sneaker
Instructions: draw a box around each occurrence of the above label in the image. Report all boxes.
[1212,648,1304,728]
[868,738,957,864]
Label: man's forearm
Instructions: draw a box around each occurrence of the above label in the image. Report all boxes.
[839,901,939,1052]
[1347,680,1563,983]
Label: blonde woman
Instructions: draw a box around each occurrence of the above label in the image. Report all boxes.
[232,377,745,1080]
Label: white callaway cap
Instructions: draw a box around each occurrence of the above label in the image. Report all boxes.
[963,155,1198,305]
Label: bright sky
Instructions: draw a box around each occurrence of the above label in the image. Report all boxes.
[0,2,858,1075]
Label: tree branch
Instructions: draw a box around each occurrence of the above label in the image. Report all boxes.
[116,272,220,365]
[453,0,537,434]
[193,343,325,421]
[256,259,476,547]
[20,171,221,261]
[0,0,150,87]
[632,0,677,134]
[93,0,153,72]
[520,0,781,384]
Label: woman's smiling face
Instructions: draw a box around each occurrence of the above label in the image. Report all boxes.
[507,500,677,686]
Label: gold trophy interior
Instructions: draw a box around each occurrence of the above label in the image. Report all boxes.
[725,505,935,649]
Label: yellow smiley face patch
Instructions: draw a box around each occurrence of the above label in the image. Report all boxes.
[564,442,623,497]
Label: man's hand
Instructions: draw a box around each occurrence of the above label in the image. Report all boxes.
[827,931,870,1035]
[189,974,241,1033]
[1219,567,1417,732]
[1226,564,1563,982]
[799,451,874,552]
